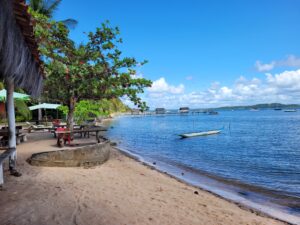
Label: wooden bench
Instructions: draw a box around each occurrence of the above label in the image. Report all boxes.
[0,131,27,146]
[0,147,16,186]
[16,133,27,145]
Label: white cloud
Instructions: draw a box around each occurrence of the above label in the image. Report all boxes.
[279,55,300,67]
[266,69,300,92]
[143,69,300,109]
[255,55,300,72]
[255,61,275,72]
[148,77,184,94]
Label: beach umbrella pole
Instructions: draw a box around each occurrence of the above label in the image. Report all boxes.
[38,101,42,122]
[6,80,17,172]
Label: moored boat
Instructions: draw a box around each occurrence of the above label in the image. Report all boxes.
[179,130,221,138]
[208,111,218,115]
[284,109,297,112]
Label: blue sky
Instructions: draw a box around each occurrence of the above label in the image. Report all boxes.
[55,0,300,109]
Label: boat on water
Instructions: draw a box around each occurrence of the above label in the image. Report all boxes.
[179,130,221,138]
[274,108,282,110]
[208,111,218,115]
[284,109,297,112]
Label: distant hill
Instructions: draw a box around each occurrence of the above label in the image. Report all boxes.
[151,103,300,112]
[209,103,300,111]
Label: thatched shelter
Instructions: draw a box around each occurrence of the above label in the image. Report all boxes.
[0,0,43,183]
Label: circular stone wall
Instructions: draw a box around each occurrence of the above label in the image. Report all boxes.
[27,142,110,167]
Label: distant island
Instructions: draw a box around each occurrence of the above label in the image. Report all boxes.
[147,103,300,113]
[208,103,300,111]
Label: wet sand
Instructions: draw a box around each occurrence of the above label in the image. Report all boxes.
[0,132,286,225]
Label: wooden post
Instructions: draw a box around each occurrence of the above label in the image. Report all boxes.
[0,163,3,186]
[6,79,16,171]
[38,101,42,123]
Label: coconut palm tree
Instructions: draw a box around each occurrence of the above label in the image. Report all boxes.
[28,0,78,28]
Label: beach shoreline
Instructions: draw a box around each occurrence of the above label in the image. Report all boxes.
[115,146,299,225]
[105,114,300,224]
[0,132,292,225]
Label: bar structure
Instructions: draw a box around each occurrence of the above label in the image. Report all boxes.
[0,0,43,184]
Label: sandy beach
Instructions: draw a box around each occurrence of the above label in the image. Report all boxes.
[0,132,286,225]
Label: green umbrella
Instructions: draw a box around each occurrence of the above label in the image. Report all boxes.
[0,89,30,126]
[0,89,29,101]
[29,103,62,121]
[29,103,61,110]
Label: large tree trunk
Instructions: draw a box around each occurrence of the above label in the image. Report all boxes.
[67,97,76,132]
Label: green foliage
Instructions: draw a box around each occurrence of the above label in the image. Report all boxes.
[57,105,69,116]
[58,98,130,124]
[32,12,152,127]
[32,13,151,108]
[28,0,61,17]
[28,0,77,27]
[74,100,104,124]
[15,99,32,121]
[108,98,130,113]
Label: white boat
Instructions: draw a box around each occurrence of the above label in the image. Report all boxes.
[179,130,221,138]
[284,109,297,112]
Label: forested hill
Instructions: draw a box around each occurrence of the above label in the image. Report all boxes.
[212,103,300,110]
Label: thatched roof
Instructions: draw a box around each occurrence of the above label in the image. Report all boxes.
[0,0,43,96]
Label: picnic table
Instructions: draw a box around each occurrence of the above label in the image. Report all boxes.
[50,125,83,138]
[0,126,27,146]
[55,127,107,147]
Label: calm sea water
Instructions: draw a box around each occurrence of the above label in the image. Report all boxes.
[106,110,300,220]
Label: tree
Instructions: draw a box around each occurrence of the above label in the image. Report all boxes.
[32,12,152,130]
[28,0,77,28]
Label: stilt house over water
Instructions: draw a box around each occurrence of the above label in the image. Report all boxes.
[0,0,44,185]
[155,108,166,114]
[179,107,189,113]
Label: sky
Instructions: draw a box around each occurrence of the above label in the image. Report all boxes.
[55,0,300,109]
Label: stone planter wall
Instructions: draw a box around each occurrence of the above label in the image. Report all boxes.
[27,142,110,167]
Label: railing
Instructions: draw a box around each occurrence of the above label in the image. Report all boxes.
[0,147,16,186]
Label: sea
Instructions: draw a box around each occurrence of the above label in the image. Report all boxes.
[106,109,300,224]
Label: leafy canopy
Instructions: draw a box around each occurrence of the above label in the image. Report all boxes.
[32,11,151,111]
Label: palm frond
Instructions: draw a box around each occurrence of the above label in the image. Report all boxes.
[28,0,61,17]
[45,0,62,16]
[28,0,43,12]
[61,18,78,29]
[28,0,78,28]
